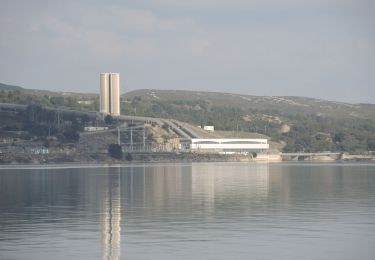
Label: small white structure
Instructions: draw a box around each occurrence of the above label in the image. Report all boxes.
[77,100,94,105]
[203,125,214,132]
[29,148,49,155]
[190,138,269,153]
[84,126,109,132]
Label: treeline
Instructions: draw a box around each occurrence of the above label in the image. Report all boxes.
[2,89,374,153]
[279,115,375,152]
[1,104,95,144]
[0,90,99,111]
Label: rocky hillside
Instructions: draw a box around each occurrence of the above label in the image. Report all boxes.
[0,83,24,91]
[123,89,375,120]
[1,83,374,153]
[122,89,375,153]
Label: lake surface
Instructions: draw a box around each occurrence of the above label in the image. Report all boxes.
[0,163,374,260]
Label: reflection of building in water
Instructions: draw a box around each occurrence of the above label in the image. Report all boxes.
[101,168,121,260]
[120,165,192,218]
[191,163,269,215]
[147,165,183,207]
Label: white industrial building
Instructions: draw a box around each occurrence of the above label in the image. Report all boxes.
[190,138,269,153]
[100,73,120,116]
[203,125,215,132]
[84,126,109,132]
[197,125,215,132]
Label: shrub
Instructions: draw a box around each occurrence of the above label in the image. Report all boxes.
[108,144,123,159]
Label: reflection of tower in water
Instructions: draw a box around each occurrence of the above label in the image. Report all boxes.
[101,168,121,260]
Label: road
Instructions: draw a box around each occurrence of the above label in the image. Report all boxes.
[117,115,201,138]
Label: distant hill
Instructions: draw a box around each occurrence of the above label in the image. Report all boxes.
[123,89,375,120]
[122,89,375,152]
[0,82,97,97]
[0,82,99,112]
[0,82,57,94]
[0,83,24,91]
[1,83,374,152]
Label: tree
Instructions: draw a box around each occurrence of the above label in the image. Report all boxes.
[25,104,43,122]
[105,115,113,125]
[63,129,80,142]
[50,96,64,106]
[368,136,375,151]
[161,123,169,132]
[26,124,49,136]
[108,144,123,159]
[125,153,133,161]
[81,114,90,126]
[333,132,345,143]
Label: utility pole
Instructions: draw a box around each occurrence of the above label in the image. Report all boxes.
[55,110,63,131]
[57,110,60,130]
[130,127,133,151]
[117,127,120,145]
[142,127,146,151]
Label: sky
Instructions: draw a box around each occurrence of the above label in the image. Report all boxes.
[0,0,374,103]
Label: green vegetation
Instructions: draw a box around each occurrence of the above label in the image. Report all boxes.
[280,115,375,152]
[63,129,80,143]
[1,87,375,153]
[122,90,375,153]
[0,104,94,144]
[0,83,23,91]
[0,89,99,112]
[214,130,269,139]
[125,153,133,161]
[104,115,113,125]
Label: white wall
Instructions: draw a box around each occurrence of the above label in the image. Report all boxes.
[190,139,269,150]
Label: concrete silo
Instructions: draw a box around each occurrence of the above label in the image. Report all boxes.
[100,73,120,116]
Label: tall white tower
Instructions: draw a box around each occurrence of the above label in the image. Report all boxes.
[100,73,120,116]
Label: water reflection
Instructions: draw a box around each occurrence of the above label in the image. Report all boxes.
[101,168,121,260]
[191,163,269,197]
[0,163,374,260]
[190,163,269,217]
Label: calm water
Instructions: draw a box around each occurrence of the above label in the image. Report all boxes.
[0,163,374,260]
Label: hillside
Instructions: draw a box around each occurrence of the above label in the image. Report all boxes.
[122,89,375,152]
[0,83,24,91]
[123,89,375,120]
[0,82,99,111]
[1,84,374,152]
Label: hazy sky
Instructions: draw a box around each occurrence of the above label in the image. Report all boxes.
[0,0,374,103]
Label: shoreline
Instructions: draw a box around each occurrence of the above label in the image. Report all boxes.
[1,161,374,171]
[0,153,374,167]
[1,149,374,166]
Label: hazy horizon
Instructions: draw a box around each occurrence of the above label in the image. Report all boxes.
[1,0,374,103]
